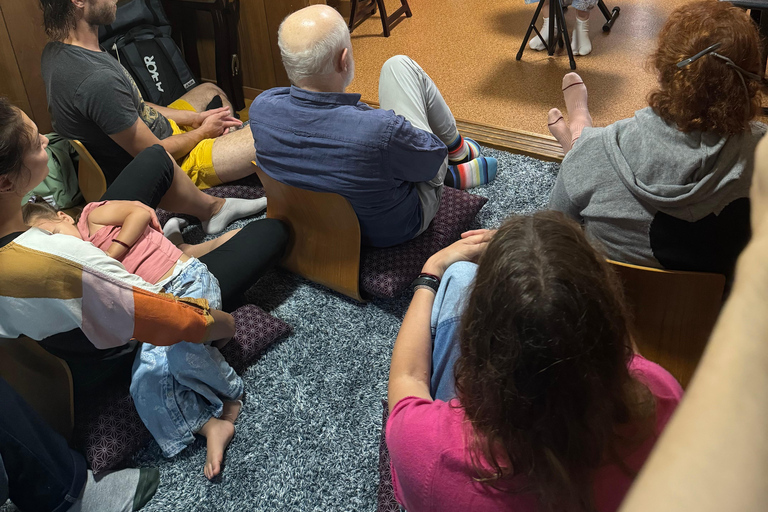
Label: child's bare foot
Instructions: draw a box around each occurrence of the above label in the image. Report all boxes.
[562,72,592,146]
[199,418,235,480]
[548,108,573,154]
[221,398,243,423]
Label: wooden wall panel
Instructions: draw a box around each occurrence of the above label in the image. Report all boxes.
[0,7,33,117]
[193,1,330,93]
[239,0,279,90]
[0,0,51,133]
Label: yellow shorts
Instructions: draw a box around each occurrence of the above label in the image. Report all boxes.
[167,98,221,190]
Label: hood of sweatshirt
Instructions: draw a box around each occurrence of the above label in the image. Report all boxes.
[600,107,765,222]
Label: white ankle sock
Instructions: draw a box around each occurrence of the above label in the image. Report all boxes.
[202,197,267,235]
[530,17,555,51]
[571,17,592,56]
[163,217,188,246]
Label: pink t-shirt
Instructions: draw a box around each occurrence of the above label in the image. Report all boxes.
[386,355,683,512]
[77,201,183,284]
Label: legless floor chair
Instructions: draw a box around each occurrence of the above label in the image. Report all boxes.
[0,336,74,440]
[254,166,364,302]
[609,260,725,388]
[70,139,107,203]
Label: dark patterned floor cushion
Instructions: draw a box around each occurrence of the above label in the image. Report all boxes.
[76,304,290,474]
[219,304,293,375]
[156,175,265,227]
[361,187,488,298]
[378,399,400,512]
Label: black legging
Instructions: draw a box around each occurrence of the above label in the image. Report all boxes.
[51,145,287,393]
[101,145,289,309]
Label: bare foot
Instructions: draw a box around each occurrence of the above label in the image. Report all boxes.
[221,398,243,423]
[548,108,573,154]
[562,72,592,146]
[199,418,235,480]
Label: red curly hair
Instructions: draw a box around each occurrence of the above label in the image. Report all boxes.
[648,1,762,135]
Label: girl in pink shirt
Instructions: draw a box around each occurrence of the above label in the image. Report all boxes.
[387,211,683,512]
[23,199,244,481]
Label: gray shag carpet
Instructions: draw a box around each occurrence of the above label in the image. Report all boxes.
[2,148,558,512]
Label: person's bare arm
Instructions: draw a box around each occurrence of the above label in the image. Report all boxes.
[146,102,198,126]
[388,230,495,413]
[87,202,155,259]
[109,110,241,160]
[619,136,768,512]
[146,103,239,131]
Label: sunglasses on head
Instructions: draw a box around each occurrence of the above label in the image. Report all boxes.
[677,42,765,115]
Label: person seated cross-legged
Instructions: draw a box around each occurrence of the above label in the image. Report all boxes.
[547,1,766,280]
[249,5,498,248]
[387,213,682,512]
[40,0,258,191]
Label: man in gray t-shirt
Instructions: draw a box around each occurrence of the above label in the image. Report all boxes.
[39,0,258,189]
[42,41,175,183]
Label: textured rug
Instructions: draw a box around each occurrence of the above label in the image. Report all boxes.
[1,148,558,512]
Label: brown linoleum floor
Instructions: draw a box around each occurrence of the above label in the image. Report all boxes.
[346,0,690,136]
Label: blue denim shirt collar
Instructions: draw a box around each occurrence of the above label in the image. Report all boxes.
[289,85,362,107]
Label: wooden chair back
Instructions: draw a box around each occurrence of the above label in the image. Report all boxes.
[254,166,364,302]
[0,336,74,440]
[70,139,107,203]
[609,260,726,388]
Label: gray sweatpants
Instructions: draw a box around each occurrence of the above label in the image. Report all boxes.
[378,55,460,235]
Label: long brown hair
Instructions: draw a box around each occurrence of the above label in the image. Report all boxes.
[453,211,655,511]
[648,1,762,135]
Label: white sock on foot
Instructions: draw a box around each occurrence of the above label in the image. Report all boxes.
[571,17,592,56]
[163,217,188,246]
[530,17,555,51]
[202,197,267,235]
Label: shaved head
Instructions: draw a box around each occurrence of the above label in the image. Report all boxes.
[278,5,354,89]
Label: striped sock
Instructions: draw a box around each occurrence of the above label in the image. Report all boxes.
[447,135,482,165]
[445,157,498,189]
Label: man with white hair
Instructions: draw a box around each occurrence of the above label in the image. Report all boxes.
[249,5,496,248]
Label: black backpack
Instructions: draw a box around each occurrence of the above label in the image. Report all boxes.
[99,0,198,106]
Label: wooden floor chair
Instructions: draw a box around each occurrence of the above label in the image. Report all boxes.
[0,336,74,440]
[70,139,107,203]
[609,260,726,388]
[254,166,364,302]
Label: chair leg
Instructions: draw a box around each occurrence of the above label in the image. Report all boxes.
[597,0,620,32]
[348,0,358,31]
[377,0,390,37]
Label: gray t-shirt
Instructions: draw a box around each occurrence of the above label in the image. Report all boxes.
[41,41,173,184]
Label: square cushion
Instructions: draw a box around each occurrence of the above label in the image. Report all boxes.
[361,187,488,299]
[377,399,400,512]
[76,304,290,473]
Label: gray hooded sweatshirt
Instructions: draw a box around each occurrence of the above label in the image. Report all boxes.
[549,107,766,277]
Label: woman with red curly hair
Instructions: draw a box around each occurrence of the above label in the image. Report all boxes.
[548,1,765,279]
[386,214,682,512]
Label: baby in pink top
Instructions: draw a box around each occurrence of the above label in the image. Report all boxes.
[23,199,236,295]
[23,199,245,480]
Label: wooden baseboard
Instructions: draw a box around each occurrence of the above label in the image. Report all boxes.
[241,87,563,163]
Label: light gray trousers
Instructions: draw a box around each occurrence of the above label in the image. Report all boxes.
[378,55,460,234]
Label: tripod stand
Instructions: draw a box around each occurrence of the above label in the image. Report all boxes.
[516,0,620,70]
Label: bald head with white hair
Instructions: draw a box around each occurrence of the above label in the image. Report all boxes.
[278,5,354,92]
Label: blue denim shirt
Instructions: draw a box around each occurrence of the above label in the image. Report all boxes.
[249,86,448,247]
